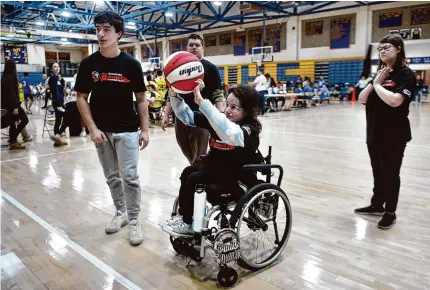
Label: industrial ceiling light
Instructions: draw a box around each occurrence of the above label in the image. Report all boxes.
[213,1,222,6]
[61,11,71,17]
[165,11,174,17]
[127,21,136,26]
[61,37,68,41]
[35,21,44,26]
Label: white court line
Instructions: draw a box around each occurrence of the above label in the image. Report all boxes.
[0,189,143,290]
[264,130,430,149]
[1,134,175,163]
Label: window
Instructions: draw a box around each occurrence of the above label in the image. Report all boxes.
[205,35,217,47]
[219,33,232,45]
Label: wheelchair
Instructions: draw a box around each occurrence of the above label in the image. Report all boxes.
[160,146,292,287]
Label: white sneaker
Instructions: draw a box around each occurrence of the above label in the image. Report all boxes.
[80,130,86,137]
[158,215,183,228]
[105,210,128,234]
[168,221,193,235]
[129,219,143,246]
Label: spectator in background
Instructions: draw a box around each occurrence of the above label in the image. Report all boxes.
[318,76,326,86]
[413,74,423,104]
[356,75,367,96]
[41,74,50,109]
[48,63,68,146]
[253,69,268,115]
[1,60,29,150]
[21,72,33,114]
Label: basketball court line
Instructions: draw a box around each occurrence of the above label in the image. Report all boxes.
[263,130,430,149]
[0,189,144,290]
[0,134,175,163]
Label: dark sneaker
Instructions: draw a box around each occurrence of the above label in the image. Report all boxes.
[354,205,384,216]
[378,213,396,230]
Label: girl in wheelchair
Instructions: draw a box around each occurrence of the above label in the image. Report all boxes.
[160,81,262,235]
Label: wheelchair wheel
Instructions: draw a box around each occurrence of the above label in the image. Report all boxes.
[230,183,292,271]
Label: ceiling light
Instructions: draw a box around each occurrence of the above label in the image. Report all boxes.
[35,21,44,26]
[213,1,222,6]
[126,25,137,30]
[165,12,174,17]
[127,21,136,26]
[61,37,68,41]
[61,11,71,17]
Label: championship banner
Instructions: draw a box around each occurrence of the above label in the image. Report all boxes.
[4,43,28,64]
[330,17,351,49]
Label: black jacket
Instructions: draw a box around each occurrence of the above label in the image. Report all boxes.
[1,74,19,113]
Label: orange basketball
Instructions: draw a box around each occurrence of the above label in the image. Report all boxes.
[163,51,204,94]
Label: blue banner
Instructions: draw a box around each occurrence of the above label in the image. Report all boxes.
[4,44,28,64]
[330,17,351,49]
[234,33,246,56]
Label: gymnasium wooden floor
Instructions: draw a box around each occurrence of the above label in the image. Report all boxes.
[1,99,430,290]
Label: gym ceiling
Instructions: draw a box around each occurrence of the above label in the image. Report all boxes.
[1,1,392,46]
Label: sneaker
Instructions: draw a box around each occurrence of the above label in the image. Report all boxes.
[158,215,183,228]
[9,142,26,150]
[105,210,128,234]
[80,130,87,137]
[168,221,193,235]
[129,219,143,246]
[354,205,384,216]
[378,213,396,230]
[51,134,68,146]
[23,136,33,142]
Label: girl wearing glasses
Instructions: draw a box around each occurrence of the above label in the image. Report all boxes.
[160,82,262,235]
[355,34,416,230]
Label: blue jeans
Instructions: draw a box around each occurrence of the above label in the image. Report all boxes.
[95,131,141,220]
[414,89,422,102]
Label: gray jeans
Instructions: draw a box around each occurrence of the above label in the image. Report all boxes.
[95,132,141,220]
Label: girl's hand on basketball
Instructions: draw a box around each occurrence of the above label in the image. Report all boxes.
[194,79,205,106]
[169,88,177,98]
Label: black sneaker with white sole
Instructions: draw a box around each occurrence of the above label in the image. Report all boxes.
[377,213,396,230]
[354,205,385,216]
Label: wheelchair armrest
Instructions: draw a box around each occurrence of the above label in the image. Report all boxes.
[242,164,283,187]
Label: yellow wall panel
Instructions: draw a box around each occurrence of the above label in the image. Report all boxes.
[249,64,257,77]
[237,65,242,85]
[286,69,300,76]
[224,66,228,85]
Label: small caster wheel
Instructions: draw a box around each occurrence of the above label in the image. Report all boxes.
[217,266,238,287]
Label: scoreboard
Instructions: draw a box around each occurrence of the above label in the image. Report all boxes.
[4,44,28,64]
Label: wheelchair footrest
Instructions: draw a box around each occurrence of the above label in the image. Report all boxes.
[161,226,193,239]
[171,238,202,261]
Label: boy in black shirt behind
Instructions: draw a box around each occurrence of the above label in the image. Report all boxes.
[75,11,149,246]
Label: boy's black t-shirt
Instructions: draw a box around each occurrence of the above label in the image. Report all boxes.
[365,66,416,145]
[179,59,223,110]
[74,52,146,133]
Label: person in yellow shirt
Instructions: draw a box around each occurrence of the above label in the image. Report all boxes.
[154,70,167,99]
[18,82,25,103]
[147,84,164,122]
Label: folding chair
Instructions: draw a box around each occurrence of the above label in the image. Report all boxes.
[42,105,56,138]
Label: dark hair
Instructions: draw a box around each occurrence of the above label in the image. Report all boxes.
[157,70,163,77]
[377,34,407,71]
[94,11,124,40]
[228,85,262,132]
[148,84,155,90]
[23,72,29,77]
[264,73,271,78]
[2,59,18,86]
[187,33,204,46]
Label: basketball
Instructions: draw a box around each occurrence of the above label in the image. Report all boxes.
[163,51,204,94]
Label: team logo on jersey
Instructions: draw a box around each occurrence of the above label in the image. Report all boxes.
[382,80,395,87]
[100,73,130,83]
[242,126,251,136]
[92,71,100,82]
[402,89,411,96]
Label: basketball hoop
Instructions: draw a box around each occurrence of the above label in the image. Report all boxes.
[256,55,264,67]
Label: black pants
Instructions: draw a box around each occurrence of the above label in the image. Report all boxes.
[9,106,29,144]
[178,163,257,224]
[54,107,67,136]
[367,142,407,213]
[44,91,51,107]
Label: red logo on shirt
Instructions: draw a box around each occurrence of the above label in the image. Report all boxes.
[209,137,236,151]
[382,80,395,87]
[100,73,130,83]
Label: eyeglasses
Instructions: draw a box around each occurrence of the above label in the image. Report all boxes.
[226,103,242,112]
[377,44,394,52]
